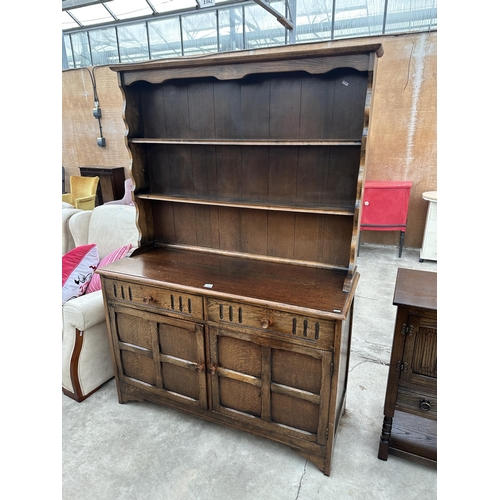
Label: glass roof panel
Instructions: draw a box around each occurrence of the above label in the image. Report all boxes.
[63,1,251,31]
[104,0,153,19]
[62,10,80,30]
[148,1,198,13]
[148,1,238,13]
[67,4,115,26]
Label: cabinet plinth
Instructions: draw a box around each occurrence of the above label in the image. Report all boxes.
[100,42,383,475]
[378,268,437,466]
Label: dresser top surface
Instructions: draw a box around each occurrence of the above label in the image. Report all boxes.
[99,246,358,318]
[393,268,437,311]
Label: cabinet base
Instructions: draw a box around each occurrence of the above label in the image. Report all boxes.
[378,410,436,467]
[115,380,340,476]
[386,447,436,468]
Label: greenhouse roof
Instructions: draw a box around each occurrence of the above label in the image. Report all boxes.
[62,0,239,30]
[62,1,437,69]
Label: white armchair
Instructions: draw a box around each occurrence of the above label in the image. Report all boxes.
[62,205,139,402]
[62,202,82,254]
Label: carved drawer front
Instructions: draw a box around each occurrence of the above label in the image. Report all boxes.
[207,299,334,348]
[396,388,437,419]
[103,279,203,319]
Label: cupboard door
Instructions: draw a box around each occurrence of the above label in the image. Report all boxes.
[399,314,437,395]
[361,185,411,227]
[208,326,332,445]
[110,304,208,409]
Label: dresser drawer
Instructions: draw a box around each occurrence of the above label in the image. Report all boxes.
[396,388,437,419]
[102,279,204,320]
[207,298,334,347]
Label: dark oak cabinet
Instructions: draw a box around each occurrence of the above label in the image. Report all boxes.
[378,268,437,466]
[99,42,383,475]
[79,166,125,205]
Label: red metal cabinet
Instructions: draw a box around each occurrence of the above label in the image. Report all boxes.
[359,181,412,257]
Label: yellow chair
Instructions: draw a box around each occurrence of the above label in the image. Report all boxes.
[62,176,99,210]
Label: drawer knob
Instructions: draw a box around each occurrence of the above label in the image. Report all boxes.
[195,364,205,373]
[208,365,218,375]
[364,201,369,206]
[261,318,273,329]
[143,296,154,304]
[419,399,432,411]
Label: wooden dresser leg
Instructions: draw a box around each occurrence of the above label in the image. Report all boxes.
[378,416,392,460]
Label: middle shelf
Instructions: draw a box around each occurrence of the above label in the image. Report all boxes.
[129,138,363,147]
[130,140,362,213]
[135,192,356,216]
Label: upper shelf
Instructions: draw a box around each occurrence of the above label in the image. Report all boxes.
[129,138,362,147]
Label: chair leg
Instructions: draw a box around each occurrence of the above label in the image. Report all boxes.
[62,385,104,403]
[63,329,100,403]
[62,328,113,403]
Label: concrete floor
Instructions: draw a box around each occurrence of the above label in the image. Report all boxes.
[62,244,438,500]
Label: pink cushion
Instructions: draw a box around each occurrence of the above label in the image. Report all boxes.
[86,244,132,294]
[62,244,99,304]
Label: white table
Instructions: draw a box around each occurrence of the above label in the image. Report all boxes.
[419,191,437,262]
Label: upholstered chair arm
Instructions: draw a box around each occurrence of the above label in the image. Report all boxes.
[69,211,92,247]
[74,195,97,211]
[62,193,73,205]
[62,290,106,332]
[62,207,82,255]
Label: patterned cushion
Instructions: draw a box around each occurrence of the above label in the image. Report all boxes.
[62,244,99,305]
[86,244,132,294]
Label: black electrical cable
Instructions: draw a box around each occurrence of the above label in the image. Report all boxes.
[84,66,104,143]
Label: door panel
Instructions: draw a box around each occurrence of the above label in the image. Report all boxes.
[117,312,155,349]
[209,326,332,444]
[110,304,208,409]
[158,320,199,361]
[271,349,322,394]
[271,392,320,434]
[161,363,201,400]
[121,350,156,385]
[218,335,262,377]
[400,315,437,393]
[219,377,262,417]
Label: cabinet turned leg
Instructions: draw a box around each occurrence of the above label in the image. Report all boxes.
[378,416,393,460]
